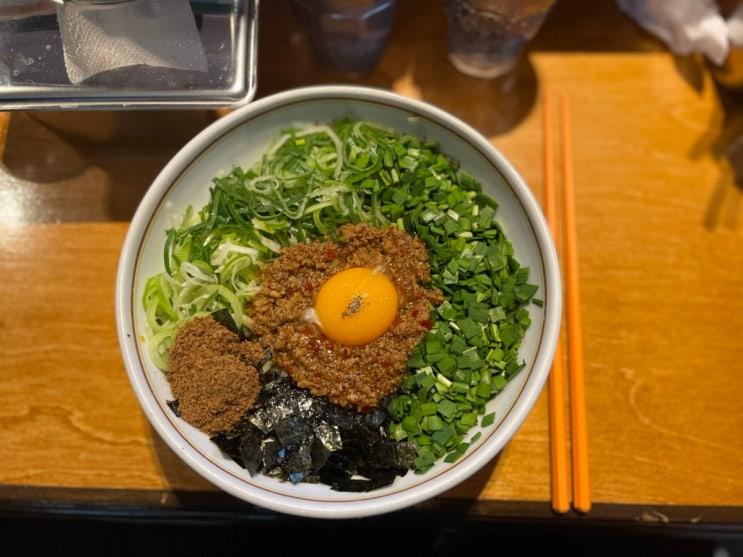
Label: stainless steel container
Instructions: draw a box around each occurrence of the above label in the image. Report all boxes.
[0,0,258,110]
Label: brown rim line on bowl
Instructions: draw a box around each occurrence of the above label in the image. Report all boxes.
[115,85,561,519]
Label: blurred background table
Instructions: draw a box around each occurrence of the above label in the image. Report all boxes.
[2,0,743,551]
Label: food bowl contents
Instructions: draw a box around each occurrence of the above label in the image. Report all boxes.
[142,116,540,489]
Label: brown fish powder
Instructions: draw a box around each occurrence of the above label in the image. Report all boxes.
[167,316,263,436]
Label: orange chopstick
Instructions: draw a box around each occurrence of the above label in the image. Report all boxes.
[560,92,591,513]
[0,112,9,162]
[542,91,570,515]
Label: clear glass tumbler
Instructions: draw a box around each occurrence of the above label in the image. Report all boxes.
[291,0,397,75]
[445,0,556,79]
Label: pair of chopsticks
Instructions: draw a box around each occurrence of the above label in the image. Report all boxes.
[542,91,590,515]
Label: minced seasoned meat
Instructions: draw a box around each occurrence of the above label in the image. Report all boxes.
[167,316,264,435]
[249,222,444,411]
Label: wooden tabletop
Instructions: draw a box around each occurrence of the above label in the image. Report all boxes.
[2,0,743,525]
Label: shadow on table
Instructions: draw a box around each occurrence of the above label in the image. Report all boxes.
[1,110,218,223]
[673,55,743,231]
[2,506,739,557]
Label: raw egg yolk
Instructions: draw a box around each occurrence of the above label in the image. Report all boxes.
[313,267,398,346]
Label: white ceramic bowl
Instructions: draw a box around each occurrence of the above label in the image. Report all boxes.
[116,85,561,519]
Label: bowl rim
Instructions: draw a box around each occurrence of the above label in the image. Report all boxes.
[116,84,561,519]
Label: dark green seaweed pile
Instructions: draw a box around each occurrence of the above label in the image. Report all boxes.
[212,369,417,491]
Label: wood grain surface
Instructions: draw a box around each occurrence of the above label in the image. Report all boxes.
[1,0,742,521]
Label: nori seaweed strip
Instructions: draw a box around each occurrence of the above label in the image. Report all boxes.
[166,399,181,417]
[210,307,243,338]
[214,372,415,490]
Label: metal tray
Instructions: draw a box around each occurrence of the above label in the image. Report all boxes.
[0,0,258,110]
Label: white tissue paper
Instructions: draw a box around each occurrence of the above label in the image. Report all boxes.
[55,0,208,85]
[617,0,729,66]
[727,3,743,47]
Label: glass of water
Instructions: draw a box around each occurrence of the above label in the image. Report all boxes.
[445,0,556,79]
